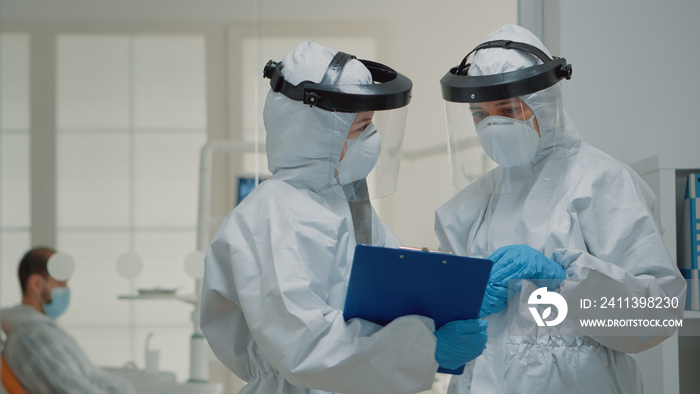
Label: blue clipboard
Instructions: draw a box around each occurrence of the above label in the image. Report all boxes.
[343,244,493,375]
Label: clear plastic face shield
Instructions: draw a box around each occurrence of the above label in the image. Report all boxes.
[332,105,408,201]
[440,40,573,193]
[264,51,411,201]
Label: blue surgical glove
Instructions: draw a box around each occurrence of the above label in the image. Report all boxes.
[434,319,488,370]
[480,244,566,317]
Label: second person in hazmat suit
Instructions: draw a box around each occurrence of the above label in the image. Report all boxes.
[200,40,487,394]
[435,24,686,393]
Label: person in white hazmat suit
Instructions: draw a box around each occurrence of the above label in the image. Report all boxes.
[0,247,137,394]
[435,24,686,393]
[200,40,488,394]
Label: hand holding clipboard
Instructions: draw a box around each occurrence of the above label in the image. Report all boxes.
[343,245,493,374]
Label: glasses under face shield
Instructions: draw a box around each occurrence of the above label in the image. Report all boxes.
[440,40,572,193]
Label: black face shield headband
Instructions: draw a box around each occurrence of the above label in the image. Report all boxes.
[263,51,412,113]
[440,40,573,103]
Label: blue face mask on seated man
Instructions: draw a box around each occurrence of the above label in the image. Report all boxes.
[42,285,71,319]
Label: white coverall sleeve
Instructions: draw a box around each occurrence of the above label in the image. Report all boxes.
[202,189,438,394]
[555,165,687,354]
[4,324,136,394]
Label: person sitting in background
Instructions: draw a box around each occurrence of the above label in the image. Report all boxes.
[0,247,136,394]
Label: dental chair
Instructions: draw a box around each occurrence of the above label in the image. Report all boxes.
[1,356,26,394]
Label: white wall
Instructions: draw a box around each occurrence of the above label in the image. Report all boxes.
[556,3,700,393]
[0,0,250,20]
[558,0,700,167]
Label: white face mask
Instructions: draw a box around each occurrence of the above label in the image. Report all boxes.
[336,124,382,185]
[476,115,540,168]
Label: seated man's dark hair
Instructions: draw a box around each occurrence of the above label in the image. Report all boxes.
[18,247,55,295]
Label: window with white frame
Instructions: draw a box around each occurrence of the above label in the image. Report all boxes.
[55,33,207,380]
[0,33,32,307]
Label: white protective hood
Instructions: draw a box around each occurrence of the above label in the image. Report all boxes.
[454,24,580,194]
[264,40,372,194]
[469,24,580,162]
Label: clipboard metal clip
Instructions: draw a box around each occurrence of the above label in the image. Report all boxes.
[398,245,453,254]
